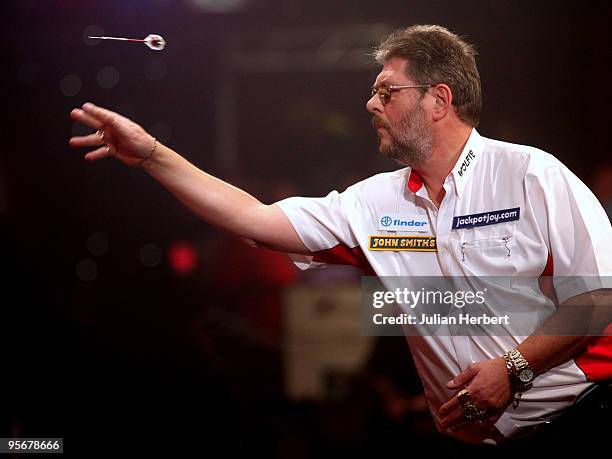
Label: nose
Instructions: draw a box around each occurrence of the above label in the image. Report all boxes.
[366,93,383,114]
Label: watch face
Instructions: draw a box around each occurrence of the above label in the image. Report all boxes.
[519,368,534,383]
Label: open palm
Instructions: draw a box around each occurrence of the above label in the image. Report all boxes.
[69,103,156,168]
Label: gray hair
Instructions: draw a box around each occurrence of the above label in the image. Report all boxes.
[374,25,482,127]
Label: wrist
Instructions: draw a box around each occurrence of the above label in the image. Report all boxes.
[503,348,534,392]
[137,137,158,169]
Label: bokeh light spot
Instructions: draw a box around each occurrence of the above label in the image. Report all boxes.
[97,66,120,90]
[60,74,82,97]
[83,25,104,46]
[76,259,98,282]
[140,244,163,268]
[167,241,198,274]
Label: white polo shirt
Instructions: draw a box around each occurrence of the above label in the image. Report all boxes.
[276,129,612,443]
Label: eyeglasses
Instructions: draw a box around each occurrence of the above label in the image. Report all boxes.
[371,84,435,105]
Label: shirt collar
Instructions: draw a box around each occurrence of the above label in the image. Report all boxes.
[406,167,429,199]
[451,128,484,197]
[405,128,484,199]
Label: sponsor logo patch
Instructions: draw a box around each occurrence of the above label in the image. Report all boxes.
[378,215,430,232]
[368,235,437,252]
[452,207,520,230]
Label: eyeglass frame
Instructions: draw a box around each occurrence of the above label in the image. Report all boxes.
[371,83,436,105]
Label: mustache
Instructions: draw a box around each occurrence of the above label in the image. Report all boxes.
[372,116,389,130]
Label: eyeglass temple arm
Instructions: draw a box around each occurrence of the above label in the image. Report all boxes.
[388,84,435,89]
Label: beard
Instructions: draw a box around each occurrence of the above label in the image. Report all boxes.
[373,103,434,167]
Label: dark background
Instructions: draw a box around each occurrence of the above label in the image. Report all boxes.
[2,0,610,456]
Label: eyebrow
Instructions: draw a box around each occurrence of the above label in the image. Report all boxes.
[372,79,392,88]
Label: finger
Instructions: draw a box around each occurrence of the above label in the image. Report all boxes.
[443,406,494,432]
[448,419,471,432]
[70,108,104,130]
[439,396,460,417]
[69,133,105,149]
[82,102,119,125]
[439,407,464,430]
[84,145,112,161]
[447,364,478,389]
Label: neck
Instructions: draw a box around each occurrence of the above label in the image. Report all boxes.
[412,124,472,207]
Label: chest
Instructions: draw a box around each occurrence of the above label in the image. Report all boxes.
[357,178,546,277]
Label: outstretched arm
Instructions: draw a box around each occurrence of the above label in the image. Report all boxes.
[69,103,308,254]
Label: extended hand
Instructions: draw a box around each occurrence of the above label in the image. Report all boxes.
[438,357,512,432]
[69,103,157,168]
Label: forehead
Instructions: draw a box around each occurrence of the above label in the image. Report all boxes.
[374,57,411,85]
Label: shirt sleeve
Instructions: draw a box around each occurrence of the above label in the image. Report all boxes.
[274,187,364,270]
[526,160,612,302]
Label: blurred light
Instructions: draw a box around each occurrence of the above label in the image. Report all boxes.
[18,61,39,84]
[76,259,98,282]
[140,244,163,268]
[60,74,82,97]
[87,232,109,256]
[148,121,172,144]
[144,57,167,81]
[189,0,250,13]
[324,112,351,138]
[97,66,120,90]
[167,241,198,274]
[83,25,104,46]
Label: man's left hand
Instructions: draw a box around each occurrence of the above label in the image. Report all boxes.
[438,357,512,432]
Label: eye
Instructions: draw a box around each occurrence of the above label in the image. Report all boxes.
[379,88,391,104]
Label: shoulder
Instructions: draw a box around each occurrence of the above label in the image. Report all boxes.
[345,167,409,194]
[480,135,566,176]
[329,168,409,211]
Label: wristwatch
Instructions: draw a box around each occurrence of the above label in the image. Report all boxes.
[503,348,534,392]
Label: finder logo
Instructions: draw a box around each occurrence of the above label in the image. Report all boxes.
[381,216,393,227]
[378,215,430,232]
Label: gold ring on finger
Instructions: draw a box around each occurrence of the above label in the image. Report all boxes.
[457,389,472,406]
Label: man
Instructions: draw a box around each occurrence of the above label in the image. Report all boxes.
[69,25,611,446]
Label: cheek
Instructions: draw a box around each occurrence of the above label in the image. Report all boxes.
[386,119,403,137]
[386,110,406,130]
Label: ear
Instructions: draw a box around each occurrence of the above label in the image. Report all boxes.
[431,84,453,121]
